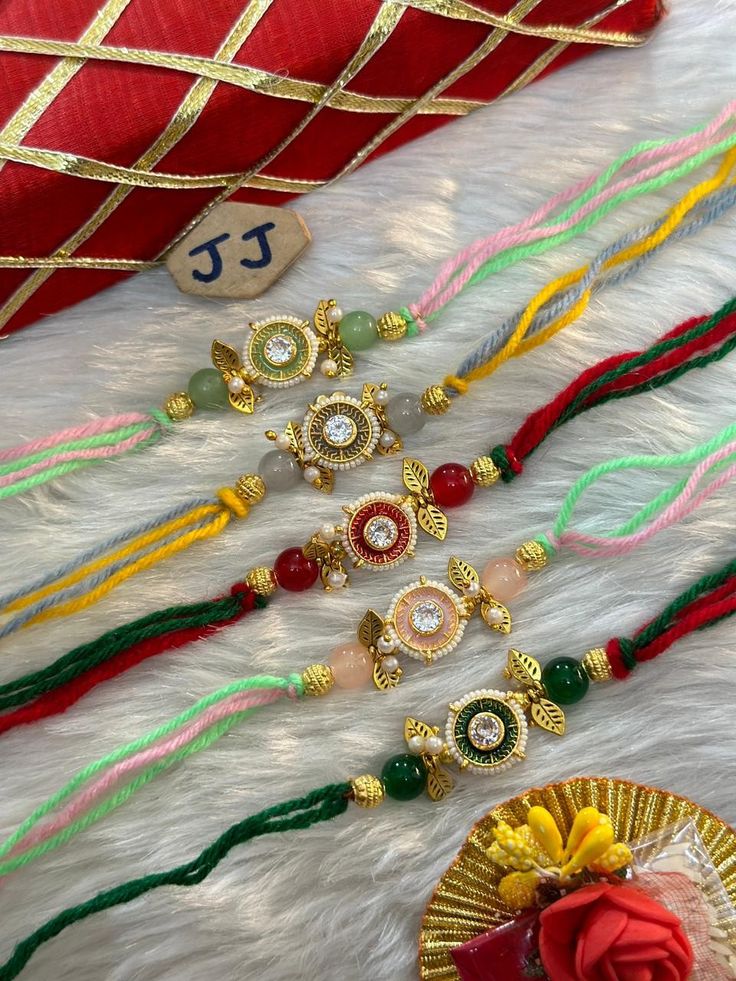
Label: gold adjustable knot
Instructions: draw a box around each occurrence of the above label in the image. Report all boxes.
[582,648,613,683]
[470,456,501,487]
[420,384,452,415]
[235,473,267,504]
[245,566,277,597]
[217,487,250,519]
[302,664,335,697]
[163,391,195,421]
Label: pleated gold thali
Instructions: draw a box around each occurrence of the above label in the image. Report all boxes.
[419,776,736,980]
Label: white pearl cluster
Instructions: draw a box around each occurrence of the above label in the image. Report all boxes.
[407,734,445,756]
[444,689,528,775]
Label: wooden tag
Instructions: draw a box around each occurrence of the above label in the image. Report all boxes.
[166,202,311,299]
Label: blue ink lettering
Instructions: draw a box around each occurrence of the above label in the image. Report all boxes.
[188,232,231,283]
[240,222,276,269]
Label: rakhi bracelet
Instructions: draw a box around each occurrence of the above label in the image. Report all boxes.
[2,564,736,980]
[0,418,732,735]
[3,292,736,642]
[2,102,736,501]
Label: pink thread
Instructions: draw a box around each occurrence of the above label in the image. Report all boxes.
[0,413,158,463]
[413,102,736,321]
[558,444,736,559]
[8,687,286,864]
[0,428,159,487]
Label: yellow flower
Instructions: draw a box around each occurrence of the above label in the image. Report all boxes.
[564,807,610,860]
[561,822,615,879]
[498,871,539,909]
[590,842,633,874]
[486,821,540,872]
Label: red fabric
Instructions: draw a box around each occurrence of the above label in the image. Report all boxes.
[0,0,663,336]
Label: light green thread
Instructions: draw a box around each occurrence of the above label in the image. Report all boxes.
[0,673,304,869]
[550,422,736,541]
[0,423,157,476]
[426,131,736,321]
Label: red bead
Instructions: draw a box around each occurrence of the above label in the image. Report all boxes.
[273,547,320,592]
[429,463,475,508]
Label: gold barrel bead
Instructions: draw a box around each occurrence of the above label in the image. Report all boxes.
[376,311,408,342]
[245,566,277,597]
[470,455,501,487]
[350,774,386,809]
[302,663,335,697]
[163,391,195,422]
[582,648,613,683]
[420,385,451,416]
[235,473,267,505]
[515,540,549,572]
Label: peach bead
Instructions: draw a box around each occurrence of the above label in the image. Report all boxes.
[328,642,374,690]
[481,557,527,603]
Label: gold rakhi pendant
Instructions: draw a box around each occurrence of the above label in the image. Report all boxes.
[355,556,512,690]
[398,649,567,803]
[209,299,352,414]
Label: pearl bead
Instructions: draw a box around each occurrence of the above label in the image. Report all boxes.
[464,581,481,597]
[387,392,426,436]
[227,376,245,394]
[321,523,337,542]
[377,636,395,655]
[481,557,528,603]
[379,430,396,448]
[382,655,399,673]
[274,434,291,451]
[328,642,374,690]
[407,735,425,755]
[258,450,301,492]
[375,389,390,406]
[320,358,338,377]
[303,465,320,483]
[425,735,444,756]
[327,305,343,324]
[327,570,347,589]
[485,606,504,624]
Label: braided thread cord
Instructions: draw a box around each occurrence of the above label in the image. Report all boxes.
[0,486,250,638]
[607,557,736,679]
[489,296,736,481]
[0,411,171,500]
[412,100,736,323]
[0,783,351,981]
[443,146,736,397]
[537,425,736,559]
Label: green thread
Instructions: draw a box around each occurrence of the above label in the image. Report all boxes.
[426,132,736,319]
[0,423,159,476]
[617,638,638,671]
[0,672,305,869]
[490,445,516,482]
[535,534,557,559]
[398,306,420,337]
[550,423,736,540]
[0,782,351,981]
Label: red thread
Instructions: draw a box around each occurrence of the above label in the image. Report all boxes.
[633,594,736,664]
[606,638,630,680]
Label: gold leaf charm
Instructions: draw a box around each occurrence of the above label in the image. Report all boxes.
[481,599,512,634]
[404,717,436,742]
[448,557,480,592]
[211,339,256,414]
[403,458,430,497]
[531,698,566,736]
[426,763,455,802]
[283,421,302,456]
[313,299,353,378]
[373,659,402,690]
[358,609,385,649]
[417,503,448,540]
[506,649,542,686]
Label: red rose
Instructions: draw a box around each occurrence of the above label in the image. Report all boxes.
[539,881,693,981]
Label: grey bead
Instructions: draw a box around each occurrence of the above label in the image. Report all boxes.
[258,450,301,491]
[387,393,426,436]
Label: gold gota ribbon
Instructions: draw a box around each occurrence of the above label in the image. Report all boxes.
[0,0,648,313]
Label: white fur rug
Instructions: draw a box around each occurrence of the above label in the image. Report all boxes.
[1,3,735,978]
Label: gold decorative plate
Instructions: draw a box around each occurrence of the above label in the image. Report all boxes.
[419,776,736,980]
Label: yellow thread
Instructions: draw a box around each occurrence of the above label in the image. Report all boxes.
[443,375,470,395]
[216,487,250,519]
[1,503,222,616]
[25,511,232,627]
[459,147,736,384]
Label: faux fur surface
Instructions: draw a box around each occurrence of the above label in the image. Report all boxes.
[1,3,736,978]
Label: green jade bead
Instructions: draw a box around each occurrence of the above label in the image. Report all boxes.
[381,753,427,801]
[339,310,378,352]
[188,368,230,410]
[541,656,590,705]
